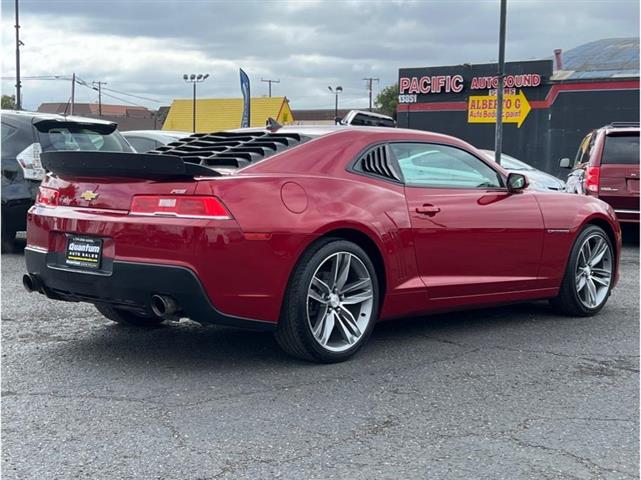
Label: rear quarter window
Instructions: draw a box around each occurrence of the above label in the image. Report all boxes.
[601,134,640,165]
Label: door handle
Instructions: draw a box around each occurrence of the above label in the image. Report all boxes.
[416,204,441,216]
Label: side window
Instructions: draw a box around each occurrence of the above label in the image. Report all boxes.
[125,136,157,153]
[1,122,29,159]
[574,133,594,167]
[1,122,16,142]
[390,143,503,189]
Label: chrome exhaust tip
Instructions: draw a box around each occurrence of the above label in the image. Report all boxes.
[150,294,179,319]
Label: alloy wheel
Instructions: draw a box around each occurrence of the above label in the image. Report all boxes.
[574,233,613,309]
[306,251,374,352]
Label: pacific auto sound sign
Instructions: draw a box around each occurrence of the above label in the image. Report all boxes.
[399,72,541,101]
[397,61,552,125]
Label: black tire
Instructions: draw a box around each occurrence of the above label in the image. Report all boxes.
[275,238,380,363]
[1,225,16,254]
[550,224,614,316]
[95,303,165,327]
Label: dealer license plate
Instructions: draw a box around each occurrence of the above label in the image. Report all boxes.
[65,236,103,270]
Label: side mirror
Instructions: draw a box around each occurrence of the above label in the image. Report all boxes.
[559,157,571,168]
[507,172,528,193]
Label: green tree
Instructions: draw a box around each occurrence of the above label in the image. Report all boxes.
[374,83,398,119]
[2,94,17,110]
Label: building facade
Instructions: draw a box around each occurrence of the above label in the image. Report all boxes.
[396,38,640,176]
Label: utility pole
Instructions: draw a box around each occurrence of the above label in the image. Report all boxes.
[14,0,22,110]
[494,0,507,165]
[363,77,379,111]
[92,81,107,116]
[261,78,280,98]
[70,73,75,115]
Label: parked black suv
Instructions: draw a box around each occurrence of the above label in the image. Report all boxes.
[1,110,133,252]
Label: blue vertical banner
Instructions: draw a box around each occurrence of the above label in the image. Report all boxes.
[240,68,251,128]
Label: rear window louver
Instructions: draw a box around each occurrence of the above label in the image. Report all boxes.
[357,145,401,182]
[149,131,310,171]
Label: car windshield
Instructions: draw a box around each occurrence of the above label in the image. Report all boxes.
[37,125,131,153]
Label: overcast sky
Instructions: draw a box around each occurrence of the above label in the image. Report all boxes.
[1,0,639,112]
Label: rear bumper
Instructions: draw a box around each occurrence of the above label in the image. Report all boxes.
[24,247,276,331]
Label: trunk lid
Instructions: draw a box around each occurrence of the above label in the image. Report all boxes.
[43,175,199,211]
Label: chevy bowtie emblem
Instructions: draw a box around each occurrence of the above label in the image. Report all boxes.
[80,190,99,201]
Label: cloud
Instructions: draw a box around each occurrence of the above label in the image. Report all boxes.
[1,0,638,111]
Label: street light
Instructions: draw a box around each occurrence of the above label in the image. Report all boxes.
[328,85,343,121]
[183,73,210,133]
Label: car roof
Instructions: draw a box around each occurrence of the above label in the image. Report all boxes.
[1,109,116,127]
[230,124,455,139]
[599,123,639,135]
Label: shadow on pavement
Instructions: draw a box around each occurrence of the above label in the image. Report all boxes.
[621,224,639,246]
[58,300,562,372]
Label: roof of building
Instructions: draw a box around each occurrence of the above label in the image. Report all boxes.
[162,97,293,132]
[553,37,639,80]
[38,102,151,117]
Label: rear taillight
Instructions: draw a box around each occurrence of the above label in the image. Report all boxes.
[129,195,232,219]
[16,143,46,181]
[36,186,59,207]
[585,166,601,193]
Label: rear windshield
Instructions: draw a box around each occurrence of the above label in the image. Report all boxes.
[37,125,132,153]
[349,113,396,127]
[602,134,640,165]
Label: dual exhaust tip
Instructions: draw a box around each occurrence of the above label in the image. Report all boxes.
[23,274,179,320]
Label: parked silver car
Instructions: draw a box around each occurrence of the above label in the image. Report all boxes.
[481,150,565,192]
[121,130,189,152]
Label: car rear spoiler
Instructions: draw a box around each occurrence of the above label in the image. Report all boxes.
[41,151,218,180]
[33,118,118,134]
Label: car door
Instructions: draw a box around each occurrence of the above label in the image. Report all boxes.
[390,142,545,301]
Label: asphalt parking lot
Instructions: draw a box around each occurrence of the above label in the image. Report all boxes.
[2,230,639,480]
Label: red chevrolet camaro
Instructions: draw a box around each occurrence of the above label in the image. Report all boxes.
[24,126,621,362]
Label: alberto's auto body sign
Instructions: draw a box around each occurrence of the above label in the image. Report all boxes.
[468,90,532,128]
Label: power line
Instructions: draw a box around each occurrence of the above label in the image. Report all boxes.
[98,89,146,107]
[101,85,160,103]
[74,81,148,109]
[1,75,72,80]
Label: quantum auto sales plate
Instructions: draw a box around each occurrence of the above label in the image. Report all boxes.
[65,236,103,270]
